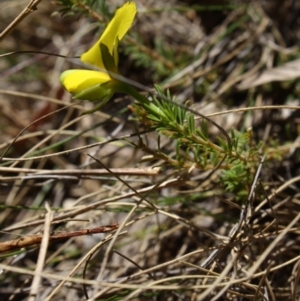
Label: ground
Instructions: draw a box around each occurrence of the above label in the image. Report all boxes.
[0,0,300,300]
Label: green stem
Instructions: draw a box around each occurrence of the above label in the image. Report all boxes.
[114,80,148,104]
[115,81,169,121]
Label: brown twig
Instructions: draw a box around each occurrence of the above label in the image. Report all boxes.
[0,0,43,41]
[0,223,119,253]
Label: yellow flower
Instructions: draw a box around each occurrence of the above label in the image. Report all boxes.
[60,2,137,107]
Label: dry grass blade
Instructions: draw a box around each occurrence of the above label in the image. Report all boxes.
[238,58,300,90]
[28,202,53,301]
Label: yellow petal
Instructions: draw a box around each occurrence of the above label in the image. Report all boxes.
[60,69,112,100]
[81,2,137,69]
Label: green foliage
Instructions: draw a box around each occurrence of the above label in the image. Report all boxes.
[130,85,264,201]
[124,34,179,80]
[221,161,251,199]
[55,0,109,18]
[134,85,224,168]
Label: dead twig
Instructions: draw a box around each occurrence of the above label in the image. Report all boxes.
[0,223,119,253]
[0,0,43,41]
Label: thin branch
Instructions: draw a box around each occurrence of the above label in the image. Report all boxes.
[0,223,119,253]
[0,0,43,41]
